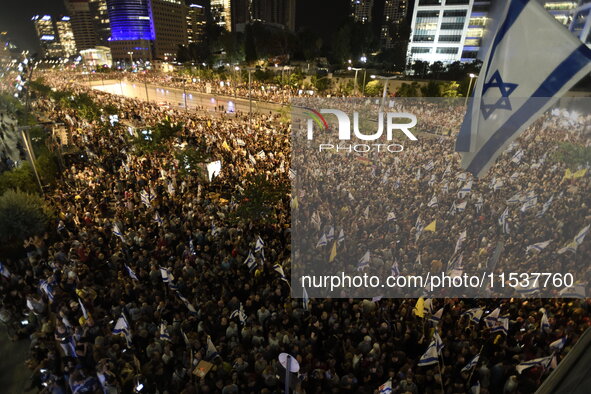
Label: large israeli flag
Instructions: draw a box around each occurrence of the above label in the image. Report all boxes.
[456,0,591,177]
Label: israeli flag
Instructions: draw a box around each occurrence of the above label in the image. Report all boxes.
[230,302,247,324]
[153,212,163,226]
[549,336,567,351]
[160,323,171,341]
[525,240,552,254]
[537,195,553,217]
[254,236,265,253]
[516,355,554,374]
[387,212,396,222]
[456,0,591,177]
[574,224,590,245]
[455,230,467,254]
[357,251,370,271]
[112,223,125,242]
[458,180,473,198]
[456,201,467,213]
[316,233,327,248]
[427,195,438,208]
[541,311,551,333]
[490,317,509,335]
[176,291,197,314]
[378,379,393,394]
[391,260,400,277]
[559,284,586,298]
[461,354,480,373]
[326,226,334,242]
[338,229,345,243]
[418,340,440,367]
[125,265,139,281]
[0,262,10,279]
[499,207,510,234]
[160,267,171,283]
[463,307,484,324]
[206,336,219,360]
[243,250,257,271]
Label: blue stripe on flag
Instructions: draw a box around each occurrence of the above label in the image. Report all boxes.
[456,0,528,152]
[467,44,591,175]
[484,0,529,73]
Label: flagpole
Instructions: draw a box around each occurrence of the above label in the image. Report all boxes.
[467,345,484,385]
[438,359,445,394]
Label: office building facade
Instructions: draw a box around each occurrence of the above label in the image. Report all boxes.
[32,15,69,58]
[64,0,100,50]
[351,0,374,23]
[407,0,491,65]
[380,0,409,49]
[186,3,207,44]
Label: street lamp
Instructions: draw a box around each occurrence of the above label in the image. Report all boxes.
[371,74,398,112]
[465,73,477,107]
[127,51,134,68]
[348,66,365,96]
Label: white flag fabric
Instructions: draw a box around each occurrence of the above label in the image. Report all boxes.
[526,240,552,254]
[357,251,370,271]
[516,355,554,374]
[418,340,440,366]
[378,379,393,394]
[316,233,327,248]
[462,354,480,373]
[456,0,591,177]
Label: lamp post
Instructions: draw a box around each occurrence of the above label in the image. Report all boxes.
[465,73,477,107]
[128,51,134,68]
[234,66,240,98]
[348,66,364,95]
[371,74,398,112]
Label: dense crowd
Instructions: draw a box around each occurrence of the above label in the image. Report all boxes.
[0,72,590,394]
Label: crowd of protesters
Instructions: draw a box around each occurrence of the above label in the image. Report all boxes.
[0,71,589,394]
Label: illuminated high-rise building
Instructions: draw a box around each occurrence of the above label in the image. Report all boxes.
[89,0,112,45]
[186,2,207,44]
[106,0,187,60]
[32,15,64,58]
[407,0,491,65]
[351,0,374,23]
[211,0,232,31]
[64,0,99,50]
[56,16,78,57]
[380,0,409,49]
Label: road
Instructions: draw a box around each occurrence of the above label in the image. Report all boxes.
[90,79,285,115]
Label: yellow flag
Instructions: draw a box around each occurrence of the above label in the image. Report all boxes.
[424,220,436,232]
[291,196,299,209]
[573,168,587,178]
[221,140,231,151]
[329,242,337,262]
[413,297,425,318]
[563,169,573,180]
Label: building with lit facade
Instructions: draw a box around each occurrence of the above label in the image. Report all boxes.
[32,15,67,58]
[540,1,579,25]
[106,0,187,60]
[407,0,491,65]
[351,0,374,23]
[64,0,100,50]
[89,0,112,45]
[380,0,409,48]
[56,16,78,57]
[211,0,232,31]
[80,45,113,66]
[186,3,207,44]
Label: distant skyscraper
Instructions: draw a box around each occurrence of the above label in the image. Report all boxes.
[64,0,99,50]
[407,0,491,65]
[56,16,78,57]
[32,15,64,58]
[186,2,207,44]
[249,0,296,31]
[151,0,188,60]
[211,0,232,31]
[380,0,408,49]
[106,0,188,60]
[351,0,374,23]
[89,0,111,45]
[106,0,154,59]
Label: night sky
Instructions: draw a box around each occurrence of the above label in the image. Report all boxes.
[0,0,67,53]
[1,0,350,54]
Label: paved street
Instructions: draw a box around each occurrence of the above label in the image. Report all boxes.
[0,330,31,393]
[91,79,285,115]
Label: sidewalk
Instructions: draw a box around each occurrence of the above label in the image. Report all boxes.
[0,329,31,393]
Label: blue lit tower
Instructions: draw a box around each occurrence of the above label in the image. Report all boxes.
[106,0,155,60]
